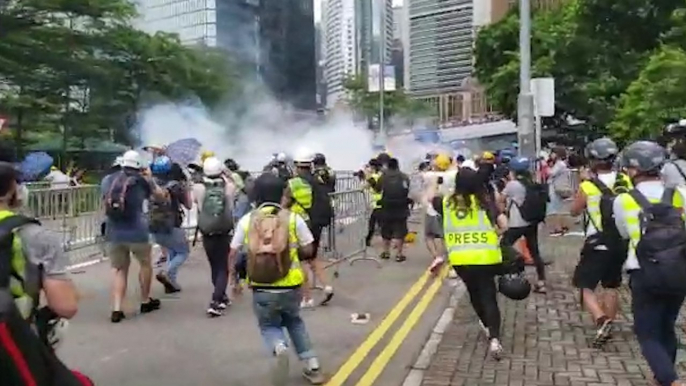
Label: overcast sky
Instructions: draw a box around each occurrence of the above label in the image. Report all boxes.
[314,0,404,23]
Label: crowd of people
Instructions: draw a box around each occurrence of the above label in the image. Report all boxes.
[5,136,686,386]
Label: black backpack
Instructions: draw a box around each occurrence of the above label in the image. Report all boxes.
[0,216,94,386]
[516,179,548,224]
[586,177,629,254]
[306,175,333,227]
[104,172,136,222]
[380,172,410,208]
[630,188,686,295]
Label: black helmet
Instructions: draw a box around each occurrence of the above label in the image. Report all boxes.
[585,137,619,160]
[313,153,326,166]
[498,273,531,300]
[620,141,666,172]
[224,158,239,172]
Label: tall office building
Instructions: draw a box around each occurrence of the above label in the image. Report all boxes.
[391,5,405,88]
[405,0,509,121]
[323,0,393,108]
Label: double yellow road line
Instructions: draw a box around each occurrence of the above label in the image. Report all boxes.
[326,266,448,386]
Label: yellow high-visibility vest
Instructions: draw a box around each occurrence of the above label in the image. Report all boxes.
[442,197,502,266]
[288,177,313,221]
[243,209,305,288]
[579,173,632,231]
[0,210,35,319]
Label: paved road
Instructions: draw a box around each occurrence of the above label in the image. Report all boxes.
[414,234,686,386]
[56,231,452,386]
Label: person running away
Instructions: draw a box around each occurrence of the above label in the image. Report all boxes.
[228,172,327,386]
[283,149,334,308]
[440,167,508,360]
[424,153,457,274]
[148,156,192,294]
[570,137,632,348]
[613,141,686,386]
[193,156,237,316]
[102,150,165,323]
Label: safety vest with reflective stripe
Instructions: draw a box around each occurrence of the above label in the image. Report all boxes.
[370,173,382,209]
[288,177,313,220]
[579,173,633,231]
[0,210,35,319]
[442,197,502,266]
[618,189,683,265]
[243,210,305,288]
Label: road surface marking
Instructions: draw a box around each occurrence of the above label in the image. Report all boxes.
[324,270,431,386]
[355,266,448,386]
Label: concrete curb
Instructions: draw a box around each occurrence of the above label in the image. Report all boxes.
[401,280,466,386]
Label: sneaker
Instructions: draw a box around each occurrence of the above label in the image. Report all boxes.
[379,252,390,260]
[301,298,316,309]
[533,282,547,294]
[478,320,490,338]
[489,338,503,360]
[320,286,334,306]
[156,272,181,294]
[592,317,613,348]
[272,343,290,386]
[395,255,407,263]
[140,298,161,313]
[110,311,125,323]
[207,302,223,317]
[218,297,231,310]
[428,257,445,275]
[302,367,326,385]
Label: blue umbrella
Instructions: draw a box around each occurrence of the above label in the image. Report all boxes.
[165,138,202,166]
[19,151,53,181]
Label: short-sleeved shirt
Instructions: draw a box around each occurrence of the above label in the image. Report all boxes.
[503,179,529,228]
[19,224,71,280]
[101,170,152,243]
[661,159,686,188]
[230,209,314,260]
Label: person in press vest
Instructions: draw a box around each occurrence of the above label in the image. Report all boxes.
[439,167,508,360]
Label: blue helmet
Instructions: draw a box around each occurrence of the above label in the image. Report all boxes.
[150,155,172,175]
[509,156,531,172]
[499,149,516,162]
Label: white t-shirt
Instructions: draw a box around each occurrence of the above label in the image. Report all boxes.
[44,170,70,189]
[230,210,314,250]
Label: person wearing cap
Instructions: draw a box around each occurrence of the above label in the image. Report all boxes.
[101,150,167,323]
[612,141,686,386]
[569,137,631,348]
[423,153,456,273]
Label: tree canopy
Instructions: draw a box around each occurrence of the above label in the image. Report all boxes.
[0,0,235,157]
[473,0,686,141]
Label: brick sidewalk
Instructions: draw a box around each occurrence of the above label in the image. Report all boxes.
[421,235,686,386]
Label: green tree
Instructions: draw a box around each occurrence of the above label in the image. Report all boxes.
[609,46,686,142]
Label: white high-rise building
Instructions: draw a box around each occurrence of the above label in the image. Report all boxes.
[324,0,393,108]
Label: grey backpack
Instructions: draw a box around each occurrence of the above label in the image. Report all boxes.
[198,179,234,235]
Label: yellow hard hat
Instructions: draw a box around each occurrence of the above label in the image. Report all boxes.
[482,151,495,160]
[433,154,451,171]
[200,150,215,162]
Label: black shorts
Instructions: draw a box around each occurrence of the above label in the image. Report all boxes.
[302,221,324,261]
[380,217,408,240]
[573,243,623,290]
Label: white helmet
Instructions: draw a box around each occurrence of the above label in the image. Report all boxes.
[293,147,314,165]
[276,152,287,162]
[113,156,123,167]
[462,159,477,171]
[203,156,224,177]
[120,150,142,169]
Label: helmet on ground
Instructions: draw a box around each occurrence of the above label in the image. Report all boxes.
[498,273,531,300]
[620,141,666,172]
[121,150,142,169]
[509,157,531,173]
[433,153,452,171]
[293,147,314,166]
[203,156,224,177]
[151,155,172,175]
[313,152,326,166]
[201,150,215,162]
[585,137,619,160]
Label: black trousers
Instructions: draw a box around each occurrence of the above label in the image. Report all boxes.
[455,265,501,339]
[365,208,381,246]
[202,233,230,303]
[501,225,545,281]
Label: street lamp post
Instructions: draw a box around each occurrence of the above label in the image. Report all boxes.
[378,0,386,145]
[517,0,536,158]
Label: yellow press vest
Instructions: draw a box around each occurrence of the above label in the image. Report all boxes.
[579,173,633,231]
[0,210,36,319]
[243,210,305,288]
[442,197,502,266]
[618,189,683,265]
[288,177,313,221]
[370,173,382,209]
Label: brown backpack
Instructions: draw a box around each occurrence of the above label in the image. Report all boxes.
[246,204,292,284]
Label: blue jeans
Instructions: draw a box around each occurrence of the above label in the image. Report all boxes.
[252,289,316,360]
[233,193,251,221]
[631,272,686,386]
[153,227,190,284]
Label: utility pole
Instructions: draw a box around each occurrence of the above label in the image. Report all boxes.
[378,0,386,145]
[517,0,536,158]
